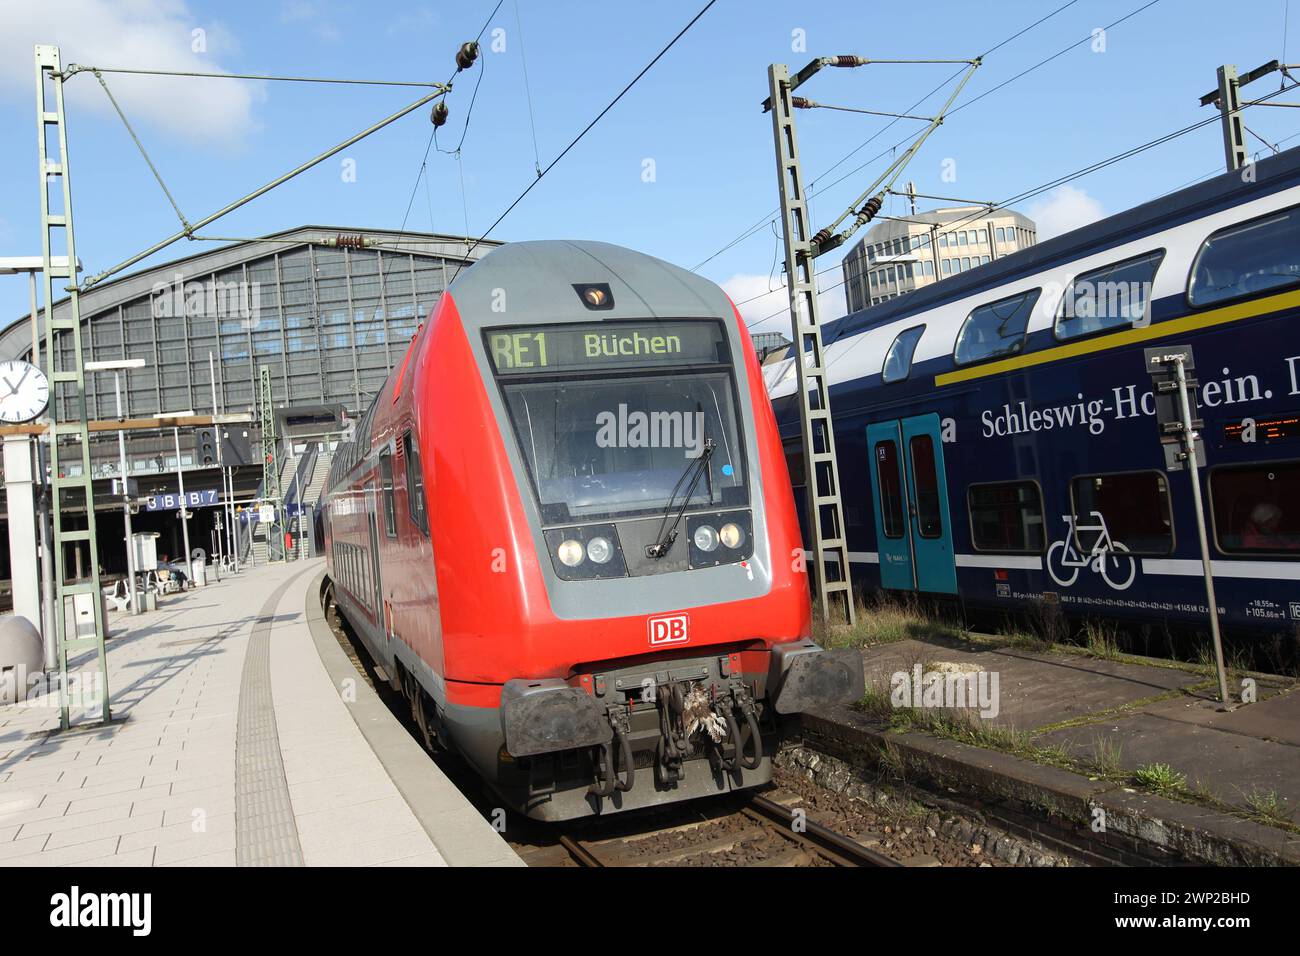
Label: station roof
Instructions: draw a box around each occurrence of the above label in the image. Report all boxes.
[0,225,501,362]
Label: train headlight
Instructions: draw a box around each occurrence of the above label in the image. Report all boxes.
[719,522,746,549]
[693,524,720,552]
[557,539,585,567]
[586,536,613,564]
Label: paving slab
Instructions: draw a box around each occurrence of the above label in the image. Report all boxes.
[0,558,519,867]
[860,638,1203,730]
[839,635,1300,863]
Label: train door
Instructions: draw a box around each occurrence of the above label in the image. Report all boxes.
[865,413,957,594]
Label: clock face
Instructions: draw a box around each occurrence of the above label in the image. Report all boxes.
[0,360,50,424]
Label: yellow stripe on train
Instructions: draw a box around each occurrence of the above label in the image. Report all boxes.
[933,287,1300,388]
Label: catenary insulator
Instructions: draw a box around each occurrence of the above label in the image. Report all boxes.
[431,101,449,127]
[456,41,480,71]
[857,195,883,222]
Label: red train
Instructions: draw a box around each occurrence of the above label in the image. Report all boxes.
[322,240,862,820]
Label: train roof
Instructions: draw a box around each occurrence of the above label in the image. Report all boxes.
[824,145,1300,347]
[448,239,733,327]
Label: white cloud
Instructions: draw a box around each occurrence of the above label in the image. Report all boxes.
[0,0,263,147]
[719,272,848,337]
[1026,184,1106,240]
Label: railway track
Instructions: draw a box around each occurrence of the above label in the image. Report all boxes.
[518,790,905,868]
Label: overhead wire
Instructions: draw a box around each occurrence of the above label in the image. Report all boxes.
[691,0,1160,274]
[749,77,1299,368]
[447,0,720,282]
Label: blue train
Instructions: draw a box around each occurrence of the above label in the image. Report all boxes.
[768,147,1300,637]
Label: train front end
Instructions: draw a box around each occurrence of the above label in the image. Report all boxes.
[425,240,862,820]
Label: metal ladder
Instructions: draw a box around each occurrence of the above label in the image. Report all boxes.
[35,45,112,728]
[767,63,855,626]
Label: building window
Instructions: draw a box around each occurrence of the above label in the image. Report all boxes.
[953,289,1040,366]
[403,430,428,533]
[980,256,990,265]
[881,324,925,384]
[874,440,905,538]
[996,227,1006,242]
[922,260,934,276]
[379,449,396,537]
[1070,472,1173,555]
[977,228,987,244]
[939,234,948,248]
[958,232,968,246]
[1210,461,1300,554]
[962,257,971,271]
[969,481,1044,552]
[1189,204,1300,307]
[1056,250,1165,341]
[942,259,952,275]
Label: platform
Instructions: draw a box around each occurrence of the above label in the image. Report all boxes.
[802,633,1300,864]
[0,559,521,867]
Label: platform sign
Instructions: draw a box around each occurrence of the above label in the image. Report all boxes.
[145,489,219,511]
[1144,345,1205,471]
[259,505,276,524]
[1142,343,1230,704]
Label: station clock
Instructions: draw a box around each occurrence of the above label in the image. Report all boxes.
[0,360,50,424]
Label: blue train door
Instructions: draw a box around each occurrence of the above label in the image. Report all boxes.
[865,414,957,594]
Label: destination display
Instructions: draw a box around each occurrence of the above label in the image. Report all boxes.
[486,320,727,375]
[1223,412,1300,445]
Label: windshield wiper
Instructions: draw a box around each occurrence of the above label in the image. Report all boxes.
[645,440,715,560]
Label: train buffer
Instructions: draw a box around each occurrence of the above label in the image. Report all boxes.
[0,559,521,867]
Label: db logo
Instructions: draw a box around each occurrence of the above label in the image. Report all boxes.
[647,612,689,646]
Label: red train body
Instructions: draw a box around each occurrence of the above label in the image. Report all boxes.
[323,240,861,820]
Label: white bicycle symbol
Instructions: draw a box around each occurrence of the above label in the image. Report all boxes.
[1046,512,1136,591]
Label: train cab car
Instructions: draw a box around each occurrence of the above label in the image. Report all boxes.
[322,240,862,820]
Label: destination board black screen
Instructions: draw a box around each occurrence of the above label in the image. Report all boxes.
[486,321,728,375]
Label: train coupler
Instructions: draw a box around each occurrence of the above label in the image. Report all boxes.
[589,709,634,798]
[654,681,688,787]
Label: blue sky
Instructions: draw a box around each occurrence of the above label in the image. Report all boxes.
[1,0,1296,334]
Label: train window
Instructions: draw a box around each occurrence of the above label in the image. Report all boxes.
[1055,250,1165,341]
[882,325,926,384]
[1210,462,1300,555]
[1189,205,1300,307]
[953,289,1041,366]
[379,450,396,537]
[1069,471,1173,555]
[874,441,906,538]
[909,435,942,538]
[968,482,1045,553]
[403,431,428,534]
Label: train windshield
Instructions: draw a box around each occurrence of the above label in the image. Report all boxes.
[487,321,748,525]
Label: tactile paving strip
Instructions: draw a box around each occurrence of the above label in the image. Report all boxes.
[235,572,309,866]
